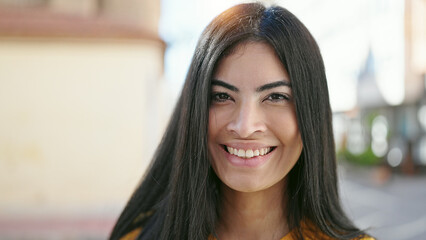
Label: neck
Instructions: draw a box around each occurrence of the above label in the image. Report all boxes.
[216,178,289,240]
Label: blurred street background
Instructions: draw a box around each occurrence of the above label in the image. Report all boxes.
[0,0,425,239]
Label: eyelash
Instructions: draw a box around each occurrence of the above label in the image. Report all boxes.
[211,92,233,102]
[211,92,291,103]
[264,93,291,102]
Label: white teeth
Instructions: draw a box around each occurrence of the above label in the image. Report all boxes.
[246,149,254,158]
[227,146,272,158]
[233,149,238,156]
[254,149,260,156]
[237,149,245,157]
[227,146,233,154]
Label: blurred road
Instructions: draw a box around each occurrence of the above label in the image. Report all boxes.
[339,163,426,240]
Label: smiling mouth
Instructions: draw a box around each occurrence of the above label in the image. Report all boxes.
[223,145,276,158]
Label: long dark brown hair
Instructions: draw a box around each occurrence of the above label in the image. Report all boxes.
[110,3,367,240]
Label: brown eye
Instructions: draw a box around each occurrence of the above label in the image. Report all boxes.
[212,92,232,102]
[265,93,290,102]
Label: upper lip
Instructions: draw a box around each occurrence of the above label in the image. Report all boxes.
[222,142,275,150]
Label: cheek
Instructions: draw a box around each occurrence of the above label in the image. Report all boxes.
[208,108,223,158]
[268,108,303,154]
[267,108,299,135]
[208,108,218,139]
[208,108,221,173]
[208,107,230,138]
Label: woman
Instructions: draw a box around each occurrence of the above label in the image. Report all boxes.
[110,3,373,240]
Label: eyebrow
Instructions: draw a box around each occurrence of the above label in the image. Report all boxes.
[211,79,291,92]
[211,79,239,92]
[256,81,291,92]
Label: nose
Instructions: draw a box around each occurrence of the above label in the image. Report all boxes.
[226,100,267,138]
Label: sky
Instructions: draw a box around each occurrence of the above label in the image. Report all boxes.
[159,0,405,112]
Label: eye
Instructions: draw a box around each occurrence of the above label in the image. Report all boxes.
[211,92,233,103]
[264,93,291,102]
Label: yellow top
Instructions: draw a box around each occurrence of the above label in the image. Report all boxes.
[120,228,142,240]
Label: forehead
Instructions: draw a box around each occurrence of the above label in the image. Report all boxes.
[213,42,289,86]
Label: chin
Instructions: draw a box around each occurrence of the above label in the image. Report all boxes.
[220,173,280,193]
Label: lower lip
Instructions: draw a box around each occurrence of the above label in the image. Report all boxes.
[223,147,273,168]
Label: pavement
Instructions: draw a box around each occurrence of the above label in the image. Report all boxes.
[339,163,426,240]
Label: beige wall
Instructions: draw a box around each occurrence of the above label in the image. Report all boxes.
[0,38,164,219]
[0,0,161,34]
[102,0,161,34]
[50,0,98,16]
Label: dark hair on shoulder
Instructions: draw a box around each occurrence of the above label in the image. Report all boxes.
[110,2,366,240]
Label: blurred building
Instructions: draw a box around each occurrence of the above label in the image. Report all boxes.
[0,0,165,238]
[335,0,426,172]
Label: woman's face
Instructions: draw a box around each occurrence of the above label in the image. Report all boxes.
[208,42,303,193]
